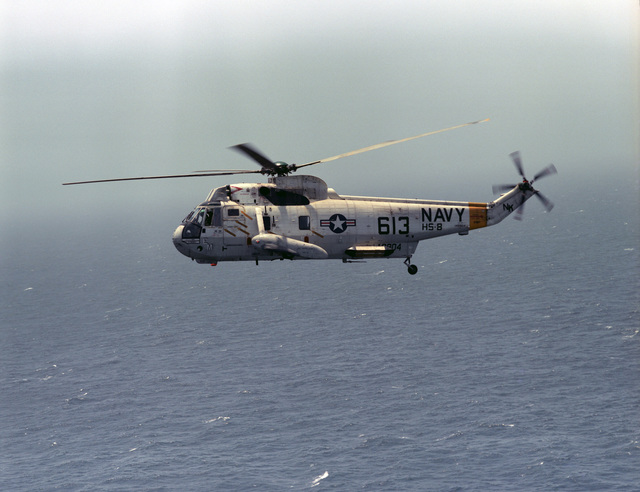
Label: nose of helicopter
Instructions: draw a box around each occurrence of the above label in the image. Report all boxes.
[172,225,190,257]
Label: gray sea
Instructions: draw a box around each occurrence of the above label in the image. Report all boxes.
[1,175,639,490]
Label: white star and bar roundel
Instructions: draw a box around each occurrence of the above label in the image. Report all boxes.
[320,214,356,234]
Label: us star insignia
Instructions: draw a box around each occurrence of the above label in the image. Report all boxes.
[320,214,356,233]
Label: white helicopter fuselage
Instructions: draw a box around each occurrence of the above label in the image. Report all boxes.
[172,174,534,269]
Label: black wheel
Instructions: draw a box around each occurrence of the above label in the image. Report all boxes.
[407,264,418,275]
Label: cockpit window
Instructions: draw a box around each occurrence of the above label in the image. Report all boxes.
[184,208,201,223]
[195,209,205,225]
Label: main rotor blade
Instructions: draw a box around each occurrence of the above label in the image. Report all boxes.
[230,143,278,171]
[509,151,526,178]
[62,170,261,185]
[64,119,492,185]
[297,118,490,169]
[190,169,257,173]
[532,164,557,182]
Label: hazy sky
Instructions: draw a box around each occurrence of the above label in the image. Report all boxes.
[1,1,634,53]
[1,1,638,222]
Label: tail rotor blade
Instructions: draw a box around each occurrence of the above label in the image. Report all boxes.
[498,151,557,219]
[535,191,554,212]
[509,151,526,178]
[492,184,517,194]
[532,164,557,183]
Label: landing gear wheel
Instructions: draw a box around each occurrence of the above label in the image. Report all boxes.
[404,257,418,275]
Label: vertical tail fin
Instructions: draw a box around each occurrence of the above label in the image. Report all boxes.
[487,186,533,226]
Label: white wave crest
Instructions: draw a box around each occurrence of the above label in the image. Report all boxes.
[311,471,328,487]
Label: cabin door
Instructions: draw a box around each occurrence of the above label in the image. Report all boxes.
[222,206,252,252]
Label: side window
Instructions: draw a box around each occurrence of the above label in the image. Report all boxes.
[228,208,240,217]
[212,208,222,226]
[205,207,222,227]
[299,216,310,230]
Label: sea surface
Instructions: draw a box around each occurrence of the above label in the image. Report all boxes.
[1,180,638,491]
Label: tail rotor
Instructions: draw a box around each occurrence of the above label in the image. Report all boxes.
[493,151,557,220]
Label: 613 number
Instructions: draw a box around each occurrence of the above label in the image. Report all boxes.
[378,216,409,235]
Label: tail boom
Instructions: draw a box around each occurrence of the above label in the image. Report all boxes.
[487,186,535,226]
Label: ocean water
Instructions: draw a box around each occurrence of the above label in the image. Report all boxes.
[1,181,638,491]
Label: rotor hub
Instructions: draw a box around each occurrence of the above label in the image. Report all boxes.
[518,179,534,192]
[272,162,297,176]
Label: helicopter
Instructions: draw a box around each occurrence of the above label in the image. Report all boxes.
[63,119,557,274]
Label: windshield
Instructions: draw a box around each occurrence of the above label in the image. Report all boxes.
[183,207,205,224]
